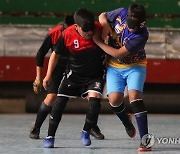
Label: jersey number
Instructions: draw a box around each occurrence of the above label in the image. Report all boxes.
[74,40,79,48]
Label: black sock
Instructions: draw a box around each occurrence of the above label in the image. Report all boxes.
[110,102,130,125]
[83,97,101,132]
[34,102,52,129]
[48,96,69,137]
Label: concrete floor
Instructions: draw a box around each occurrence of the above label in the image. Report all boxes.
[0,114,180,154]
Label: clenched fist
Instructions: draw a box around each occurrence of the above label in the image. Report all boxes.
[33,79,42,94]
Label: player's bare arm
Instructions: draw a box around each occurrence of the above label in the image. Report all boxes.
[93,30,129,59]
[43,51,59,90]
[99,13,112,40]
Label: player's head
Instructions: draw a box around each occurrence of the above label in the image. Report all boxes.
[126,3,146,32]
[74,8,95,39]
[64,14,74,27]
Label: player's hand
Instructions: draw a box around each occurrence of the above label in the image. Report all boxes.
[43,76,51,91]
[33,79,42,94]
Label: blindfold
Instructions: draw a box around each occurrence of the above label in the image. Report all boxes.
[126,16,145,31]
[81,23,95,32]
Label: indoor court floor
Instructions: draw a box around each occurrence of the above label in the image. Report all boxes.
[0,114,180,154]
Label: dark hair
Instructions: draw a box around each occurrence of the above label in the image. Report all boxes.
[128,4,146,22]
[64,15,74,26]
[126,4,146,31]
[74,8,95,32]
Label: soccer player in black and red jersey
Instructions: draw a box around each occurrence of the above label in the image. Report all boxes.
[42,8,106,148]
[30,14,104,140]
[29,15,74,139]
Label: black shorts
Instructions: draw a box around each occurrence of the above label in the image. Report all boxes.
[47,64,66,94]
[57,74,105,98]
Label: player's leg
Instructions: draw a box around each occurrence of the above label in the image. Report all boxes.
[29,93,56,139]
[89,98,105,140]
[106,66,136,138]
[43,96,69,148]
[108,92,136,138]
[29,61,65,139]
[81,79,104,146]
[127,66,151,151]
[82,93,102,146]
[44,75,77,148]
[30,65,64,139]
[129,92,151,151]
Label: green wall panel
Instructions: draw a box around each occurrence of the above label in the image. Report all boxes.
[0,0,179,27]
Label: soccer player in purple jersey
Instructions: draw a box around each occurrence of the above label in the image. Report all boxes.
[93,3,151,151]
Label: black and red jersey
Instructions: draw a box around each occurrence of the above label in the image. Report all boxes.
[36,24,67,67]
[47,25,65,45]
[54,22,105,79]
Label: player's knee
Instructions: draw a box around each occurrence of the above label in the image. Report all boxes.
[108,97,123,106]
[128,90,142,102]
[44,93,57,105]
[88,92,101,98]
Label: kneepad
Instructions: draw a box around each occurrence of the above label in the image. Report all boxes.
[130,99,146,113]
[40,102,52,113]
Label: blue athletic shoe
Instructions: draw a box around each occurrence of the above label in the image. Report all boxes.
[81,131,91,146]
[43,136,55,148]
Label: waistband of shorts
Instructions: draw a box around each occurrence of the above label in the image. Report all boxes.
[108,59,147,68]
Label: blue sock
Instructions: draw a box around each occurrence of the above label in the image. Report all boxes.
[134,111,148,138]
[131,99,148,138]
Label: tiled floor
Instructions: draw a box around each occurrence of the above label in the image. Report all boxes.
[0,114,180,154]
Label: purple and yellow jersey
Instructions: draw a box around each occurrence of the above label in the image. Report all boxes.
[105,8,149,68]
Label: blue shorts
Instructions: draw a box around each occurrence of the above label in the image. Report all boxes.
[106,66,146,95]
